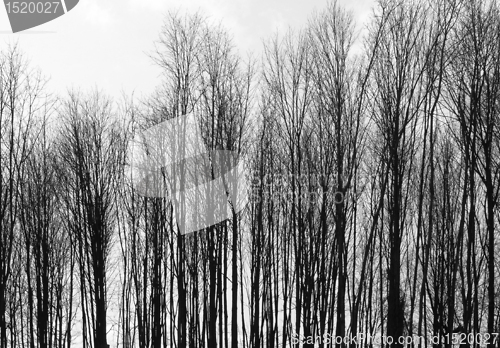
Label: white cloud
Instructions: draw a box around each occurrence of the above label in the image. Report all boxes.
[79,0,116,27]
[128,0,170,11]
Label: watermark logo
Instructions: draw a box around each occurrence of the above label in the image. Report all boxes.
[3,0,79,33]
[129,113,249,234]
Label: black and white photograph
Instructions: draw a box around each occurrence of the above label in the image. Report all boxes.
[0,0,499,347]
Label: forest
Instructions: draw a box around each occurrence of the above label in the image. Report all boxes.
[1,0,500,347]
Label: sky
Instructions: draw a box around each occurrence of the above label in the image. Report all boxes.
[0,0,376,101]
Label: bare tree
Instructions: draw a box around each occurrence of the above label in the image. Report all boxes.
[0,44,46,348]
[56,91,126,348]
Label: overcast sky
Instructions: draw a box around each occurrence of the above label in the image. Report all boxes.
[0,0,375,100]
